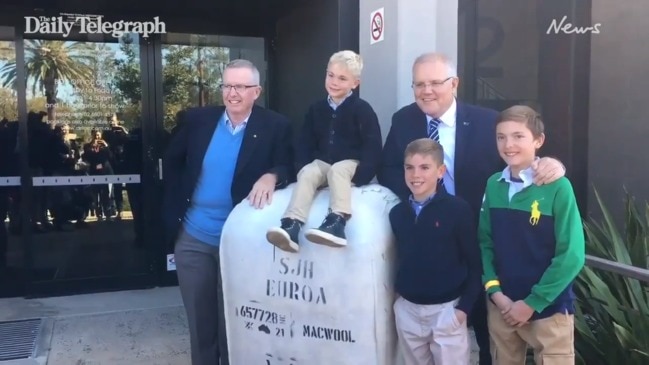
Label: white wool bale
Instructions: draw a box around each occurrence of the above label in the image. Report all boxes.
[220,183,402,365]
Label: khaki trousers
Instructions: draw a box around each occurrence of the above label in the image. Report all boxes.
[487,300,575,365]
[283,159,358,222]
[394,297,470,365]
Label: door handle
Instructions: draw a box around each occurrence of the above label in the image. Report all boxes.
[158,158,163,180]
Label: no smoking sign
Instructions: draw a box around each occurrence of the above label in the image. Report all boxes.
[370,7,384,44]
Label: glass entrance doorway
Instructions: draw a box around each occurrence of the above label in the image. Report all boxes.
[0,25,22,296]
[0,14,267,297]
[24,36,147,286]
[0,29,153,296]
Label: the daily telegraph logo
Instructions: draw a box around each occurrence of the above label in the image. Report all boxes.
[24,16,166,38]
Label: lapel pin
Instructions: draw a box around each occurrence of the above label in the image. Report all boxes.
[463,121,470,126]
[253,134,257,138]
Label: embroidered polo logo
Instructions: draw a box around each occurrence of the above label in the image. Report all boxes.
[530,200,541,225]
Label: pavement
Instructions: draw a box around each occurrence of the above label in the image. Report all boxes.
[0,287,189,365]
[0,287,480,364]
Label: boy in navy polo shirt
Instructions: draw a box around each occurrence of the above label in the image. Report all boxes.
[479,105,584,364]
[389,138,481,365]
[266,50,382,252]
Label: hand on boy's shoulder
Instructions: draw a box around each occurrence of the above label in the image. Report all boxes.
[531,157,566,186]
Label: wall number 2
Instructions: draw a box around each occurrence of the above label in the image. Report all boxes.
[476,16,504,78]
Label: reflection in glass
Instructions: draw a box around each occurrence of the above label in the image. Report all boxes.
[0,34,148,282]
[161,42,229,131]
[0,36,20,294]
[160,33,266,133]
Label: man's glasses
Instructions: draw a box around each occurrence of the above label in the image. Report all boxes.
[412,77,454,91]
[219,84,259,93]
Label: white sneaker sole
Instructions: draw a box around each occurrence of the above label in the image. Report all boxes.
[266,227,299,253]
[305,229,347,248]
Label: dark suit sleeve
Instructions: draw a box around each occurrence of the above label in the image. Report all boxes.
[455,200,482,315]
[378,113,409,200]
[295,106,316,173]
[268,115,294,189]
[351,103,383,186]
[163,112,190,196]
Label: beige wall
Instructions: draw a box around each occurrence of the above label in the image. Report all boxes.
[588,0,649,220]
[360,0,459,141]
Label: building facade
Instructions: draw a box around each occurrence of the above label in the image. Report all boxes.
[362,0,648,230]
[1,0,646,298]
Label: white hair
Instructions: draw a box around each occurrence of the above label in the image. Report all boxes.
[412,52,457,78]
[328,50,363,78]
[225,59,261,85]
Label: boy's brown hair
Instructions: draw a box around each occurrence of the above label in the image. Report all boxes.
[404,138,444,165]
[497,105,545,138]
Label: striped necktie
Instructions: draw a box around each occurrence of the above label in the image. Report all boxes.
[428,117,445,189]
[428,118,441,142]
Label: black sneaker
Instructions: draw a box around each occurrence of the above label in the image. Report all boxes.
[266,218,303,253]
[305,213,347,248]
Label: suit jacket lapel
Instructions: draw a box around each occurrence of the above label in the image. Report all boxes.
[235,106,262,176]
[454,102,471,179]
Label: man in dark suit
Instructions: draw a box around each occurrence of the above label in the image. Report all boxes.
[378,52,565,365]
[162,59,294,365]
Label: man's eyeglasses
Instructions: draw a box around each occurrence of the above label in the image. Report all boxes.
[412,77,454,91]
[219,84,259,93]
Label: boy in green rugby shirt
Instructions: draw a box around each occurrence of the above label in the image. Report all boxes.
[478,105,585,365]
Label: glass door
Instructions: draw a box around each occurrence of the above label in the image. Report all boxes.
[11,26,157,293]
[0,26,24,297]
[158,33,267,136]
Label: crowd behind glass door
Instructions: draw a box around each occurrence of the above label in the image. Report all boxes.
[0,111,141,233]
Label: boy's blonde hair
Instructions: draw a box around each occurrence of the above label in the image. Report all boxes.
[328,50,363,79]
[497,105,545,138]
[404,138,444,166]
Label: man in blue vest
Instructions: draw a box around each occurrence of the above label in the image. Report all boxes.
[162,59,294,365]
